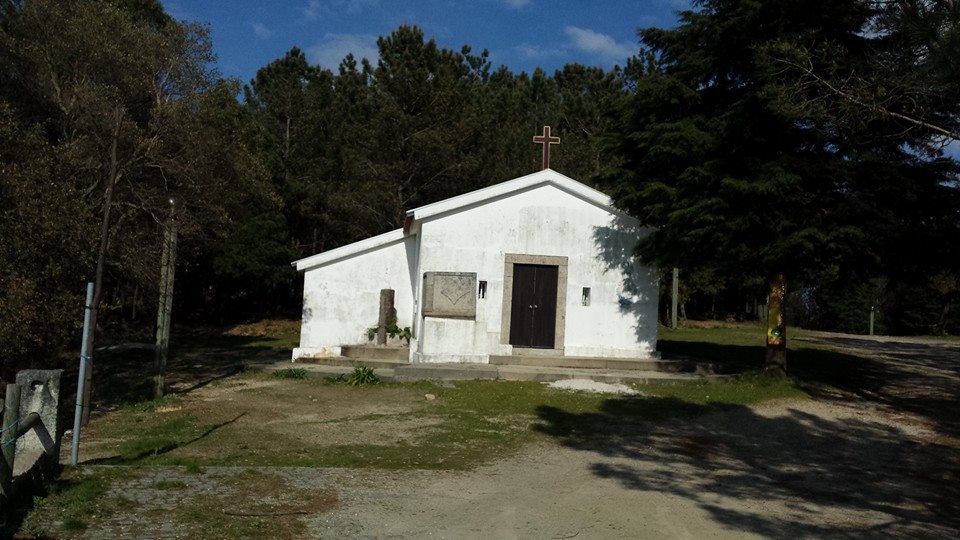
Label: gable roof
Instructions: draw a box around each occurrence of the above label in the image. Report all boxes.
[404,168,622,224]
[292,228,406,272]
[291,168,628,272]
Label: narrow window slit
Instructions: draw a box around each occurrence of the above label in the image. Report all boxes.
[581,287,591,306]
[478,280,487,299]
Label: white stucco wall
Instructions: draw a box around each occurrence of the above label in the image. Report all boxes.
[413,182,658,363]
[294,234,417,359]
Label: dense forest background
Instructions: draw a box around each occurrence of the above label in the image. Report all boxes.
[1,0,958,378]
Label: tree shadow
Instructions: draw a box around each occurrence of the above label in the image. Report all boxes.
[83,412,246,465]
[658,333,960,439]
[591,215,658,348]
[69,330,290,412]
[533,396,960,537]
[797,335,960,439]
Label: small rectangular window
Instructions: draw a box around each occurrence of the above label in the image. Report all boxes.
[581,287,591,306]
[478,280,487,299]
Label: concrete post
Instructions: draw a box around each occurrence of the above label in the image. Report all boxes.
[671,268,679,329]
[377,289,395,345]
[1,383,20,498]
[869,305,875,336]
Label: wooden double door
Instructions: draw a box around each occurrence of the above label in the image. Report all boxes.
[509,264,559,349]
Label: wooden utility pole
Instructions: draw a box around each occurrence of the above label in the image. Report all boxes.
[671,267,679,329]
[153,199,178,399]
[80,111,124,426]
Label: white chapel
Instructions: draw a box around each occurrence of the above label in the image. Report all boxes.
[291,165,660,364]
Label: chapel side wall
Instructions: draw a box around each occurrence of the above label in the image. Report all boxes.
[296,237,415,358]
[415,183,658,362]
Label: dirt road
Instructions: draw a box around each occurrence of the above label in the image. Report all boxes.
[309,334,960,538]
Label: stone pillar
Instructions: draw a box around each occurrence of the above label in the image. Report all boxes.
[377,289,395,345]
[14,370,62,476]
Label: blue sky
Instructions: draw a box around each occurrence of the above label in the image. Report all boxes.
[161,0,690,83]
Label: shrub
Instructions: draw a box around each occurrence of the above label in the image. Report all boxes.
[347,364,380,386]
[272,368,307,380]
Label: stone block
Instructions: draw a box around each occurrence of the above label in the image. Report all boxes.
[422,272,477,319]
[14,370,62,475]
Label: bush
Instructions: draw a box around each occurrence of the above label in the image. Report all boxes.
[347,364,379,386]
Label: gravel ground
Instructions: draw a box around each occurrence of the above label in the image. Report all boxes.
[70,334,960,539]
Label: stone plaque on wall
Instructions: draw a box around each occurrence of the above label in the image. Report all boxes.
[422,272,477,319]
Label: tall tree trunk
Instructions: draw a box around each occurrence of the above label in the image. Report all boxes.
[765,274,787,373]
[80,110,122,425]
[153,208,177,399]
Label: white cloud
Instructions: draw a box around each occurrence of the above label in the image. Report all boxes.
[304,0,321,20]
[304,0,379,20]
[307,33,379,69]
[514,43,563,60]
[250,22,273,40]
[503,0,531,8]
[564,26,634,63]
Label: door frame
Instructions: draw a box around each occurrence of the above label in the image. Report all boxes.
[500,253,568,355]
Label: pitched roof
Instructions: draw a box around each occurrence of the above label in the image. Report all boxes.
[291,169,627,271]
[404,168,621,223]
[292,228,406,272]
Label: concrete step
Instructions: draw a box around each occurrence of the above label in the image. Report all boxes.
[493,364,705,384]
[261,361,724,385]
[295,356,409,370]
[488,355,690,372]
[340,345,410,361]
[394,363,499,381]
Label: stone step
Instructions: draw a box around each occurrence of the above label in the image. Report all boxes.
[262,361,725,385]
[340,345,410,361]
[394,363,500,381]
[295,356,409,369]
[493,364,705,384]
[488,355,691,372]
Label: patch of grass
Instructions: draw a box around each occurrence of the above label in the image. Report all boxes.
[77,337,812,474]
[658,323,875,393]
[272,368,308,380]
[20,467,133,537]
[639,373,807,406]
[169,470,337,539]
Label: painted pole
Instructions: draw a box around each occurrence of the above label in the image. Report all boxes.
[70,282,95,466]
[869,305,875,336]
[1,383,20,497]
[671,267,679,329]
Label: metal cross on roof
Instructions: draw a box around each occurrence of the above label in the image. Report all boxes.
[532,125,560,170]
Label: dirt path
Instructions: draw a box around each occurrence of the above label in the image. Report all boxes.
[307,335,960,538]
[51,334,960,538]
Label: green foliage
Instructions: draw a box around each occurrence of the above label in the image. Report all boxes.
[602,0,959,335]
[366,324,412,343]
[272,368,307,380]
[347,364,380,386]
[20,468,132,536]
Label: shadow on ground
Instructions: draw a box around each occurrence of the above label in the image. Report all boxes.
[533,396,960,537]
[64,329,291,413]
[659,335,960,438]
